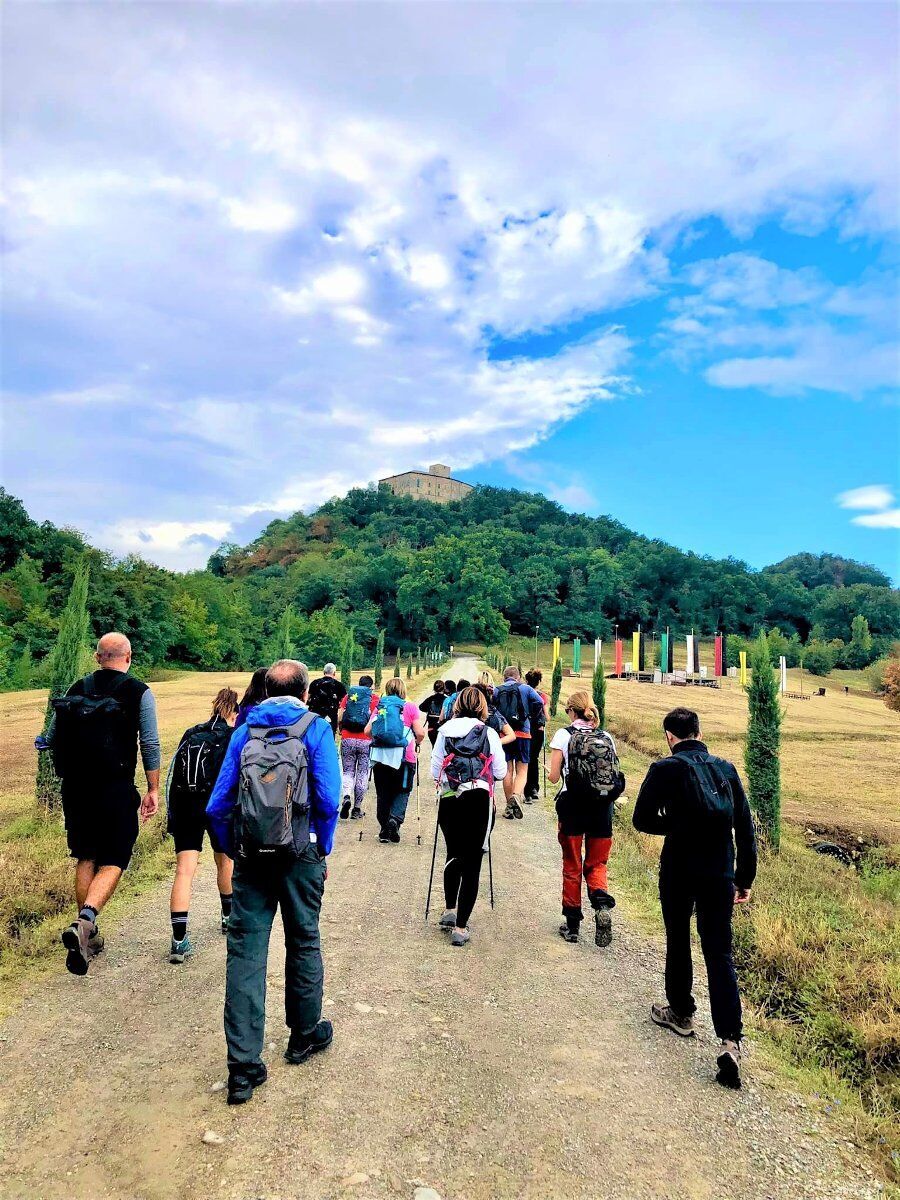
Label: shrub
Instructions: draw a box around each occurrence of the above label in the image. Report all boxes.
[550,657,562,717]
[883,659,900,714]
[802,640,836,676]
[592,662,606,728]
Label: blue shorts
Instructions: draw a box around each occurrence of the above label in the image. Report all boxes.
[504,737,531,765]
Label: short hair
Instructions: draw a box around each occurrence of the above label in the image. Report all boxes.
[525,669,542,688]
[385,676,407,699]
[266,659,310,699]
[359,674,374,687]
[456,686,488,720]
[96,632,131,662]
[433,680,445,695]
[503,665,521,681]
[663,707,700,740]
[211,687,238,720]
[565,689,598,727]
[323,663,337,676]
[456,678,470,693]
[443,679,456,694]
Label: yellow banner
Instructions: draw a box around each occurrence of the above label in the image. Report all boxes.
[552,637,561,667]
[632,631,640,672]
[739,650,747,687]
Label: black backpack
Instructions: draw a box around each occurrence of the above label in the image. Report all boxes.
[309,677,341,721]
[170,717,232,799]
[678,749,736,829]
[51,674,131,780]
[236,712,317,858]
[441,723,494,792]
[494,684,527,731]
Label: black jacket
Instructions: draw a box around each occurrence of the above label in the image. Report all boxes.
[632,740,757,889]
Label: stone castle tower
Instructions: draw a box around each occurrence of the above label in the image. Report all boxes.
[378,463,473,504]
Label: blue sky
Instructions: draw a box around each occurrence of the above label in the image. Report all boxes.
[2,3,898,579]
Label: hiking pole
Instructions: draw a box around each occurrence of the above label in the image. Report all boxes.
[487,839,495,909]
[542,736,547,802]
[415,753,422,846]
[424,803,440,921]
[360,765,373,843]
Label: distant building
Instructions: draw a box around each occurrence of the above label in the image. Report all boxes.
[379,463,473,504]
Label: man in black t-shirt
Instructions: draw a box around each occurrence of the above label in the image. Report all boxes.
[307,663,347,734]
[418,680,446,746]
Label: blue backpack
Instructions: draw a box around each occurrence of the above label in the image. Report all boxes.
[371,694,408,748]
[341,686,372,733]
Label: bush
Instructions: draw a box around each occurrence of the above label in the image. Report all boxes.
[802,640,836,676]
[883,659,900,713]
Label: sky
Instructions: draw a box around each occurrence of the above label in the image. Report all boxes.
[2,2,898,580]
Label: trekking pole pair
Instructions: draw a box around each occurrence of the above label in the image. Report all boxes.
[424,792,495,920]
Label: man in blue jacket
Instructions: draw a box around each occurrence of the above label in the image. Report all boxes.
[207,658,341,1105]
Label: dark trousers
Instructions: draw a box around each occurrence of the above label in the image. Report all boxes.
[225,845,326,1067]
[373,762,415,831]
[659,873,742,1041]
[439,787,495,928]
[525,728,544,798]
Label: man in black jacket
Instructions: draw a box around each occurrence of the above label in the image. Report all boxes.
[632,706,757,1089]
[307,663,347,734]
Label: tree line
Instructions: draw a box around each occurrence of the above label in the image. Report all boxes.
[1,484,898,689]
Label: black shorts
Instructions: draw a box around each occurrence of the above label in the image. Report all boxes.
[61,779,140,871]
[168,793,227,855]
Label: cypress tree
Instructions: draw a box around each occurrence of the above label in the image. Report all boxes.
[406,659,412,679]
[374,629,385,689]
[340,631,354,687]
[550,656,563,718]
[592,662,607,728]
[745,629,782,851]
[274,605,295,659]
[416,644,422,675]
[37,557,92,812]
[393,651,401,678]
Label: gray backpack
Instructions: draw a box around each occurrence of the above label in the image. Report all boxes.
[236,712,317,858]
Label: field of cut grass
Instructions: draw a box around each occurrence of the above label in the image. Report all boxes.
[501,655,900,1185]
[0,661,445,1006]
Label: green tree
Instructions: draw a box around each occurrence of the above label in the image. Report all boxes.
[416,644,422,675]
[8,644,34,690]
[550,657,563,718]
[269,604,296,661]
[847,614,874,669]
[340,631,354,687]
[37,558,92,811]
[802,640,836,676]
[745,630,782,851]
[374,629,385,689]
[592,662,606,728]
[406,659,412,679]
[393,651,401,678]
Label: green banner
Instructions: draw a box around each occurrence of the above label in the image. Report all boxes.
[572,637,581,674]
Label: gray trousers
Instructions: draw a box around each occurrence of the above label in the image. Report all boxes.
[224,844,326,1067]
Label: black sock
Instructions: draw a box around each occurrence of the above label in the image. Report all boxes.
[171,911,188,942]
[219,894,233,918]
[79,905,98,926]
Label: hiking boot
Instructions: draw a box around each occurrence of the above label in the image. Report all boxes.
[438,909,457,930]
[716,1040,742,1089]
[169,936,193,964]
[387,819,401,843]
[503,802,516,820]
[87,931,105,958]
[61,918,94,976]
[226,1061,268,1105]
[558,922,580,943]
[510,796,524,819]
[594,909,612,948]
[340,798,352,820]
[450,928,470,947]
[285,1020,334,1065]
[378,827,390,843]
[350,807,364,820]
[650,1003,695,1037]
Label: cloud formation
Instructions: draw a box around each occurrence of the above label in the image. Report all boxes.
[2,4,897,567]
[836,485,900,532]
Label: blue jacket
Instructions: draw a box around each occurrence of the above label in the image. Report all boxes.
[206,698,341,857]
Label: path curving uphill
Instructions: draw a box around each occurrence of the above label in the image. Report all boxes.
[0,659,878,1199]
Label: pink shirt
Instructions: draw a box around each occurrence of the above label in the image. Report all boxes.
[402,700,419,763]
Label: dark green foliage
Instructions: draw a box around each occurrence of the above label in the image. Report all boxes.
[550,657,563,718]
[406,659,412,678]
[37,557,92,811]
[374,629,385,689]
[340,631,354,687]
[745,631,782,851]
[802,640,836,676]
[393,651,401,678]
[592,663,606,728]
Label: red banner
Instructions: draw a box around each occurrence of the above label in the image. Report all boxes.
[714,634,723,677]
[614,639,623,676]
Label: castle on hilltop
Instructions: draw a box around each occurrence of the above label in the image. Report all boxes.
[379,463,473,504]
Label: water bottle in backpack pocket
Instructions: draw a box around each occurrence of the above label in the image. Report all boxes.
[370,695,408,748]
[235,712,317,858]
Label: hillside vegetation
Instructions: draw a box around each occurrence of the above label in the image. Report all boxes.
[2,485,898,690]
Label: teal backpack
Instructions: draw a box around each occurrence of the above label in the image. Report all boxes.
[371,694,408,748]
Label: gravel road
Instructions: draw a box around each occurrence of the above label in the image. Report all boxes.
[0,659,881,1199]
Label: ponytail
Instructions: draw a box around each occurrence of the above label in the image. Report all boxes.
[566,688,599,727]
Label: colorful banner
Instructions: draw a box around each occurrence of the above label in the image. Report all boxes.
[633,630,645,672]
[739,650,747,687]
[686,634,699,675]
[594,638,602,670]
[779,655,788,694]
[552,636,561,667]
[614,639,623,676]
[660,630,673,674]
[714,634,724,677]
[572,638,581,675]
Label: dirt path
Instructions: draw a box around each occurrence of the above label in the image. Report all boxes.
[0,660,880,1200]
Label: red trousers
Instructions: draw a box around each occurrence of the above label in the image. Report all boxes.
[558,827,613,914]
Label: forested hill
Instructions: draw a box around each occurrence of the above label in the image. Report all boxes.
[1,484,898,687]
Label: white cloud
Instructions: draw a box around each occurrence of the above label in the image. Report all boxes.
[837,484,895,511]
[101,520,233,571]
[223,196,297,233]
[852,509,900,529]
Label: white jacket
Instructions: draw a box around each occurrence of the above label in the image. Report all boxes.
[431,717,508,788]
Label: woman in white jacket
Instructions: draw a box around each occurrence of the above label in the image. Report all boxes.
[431,687,507,946]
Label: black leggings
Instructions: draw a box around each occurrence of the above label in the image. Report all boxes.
[438,788,495,928]
[525,728,544,797]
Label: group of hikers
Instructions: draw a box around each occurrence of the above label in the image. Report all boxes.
[40,633,757,1104]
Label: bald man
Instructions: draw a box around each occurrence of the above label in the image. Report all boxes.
[46,632,161,975]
